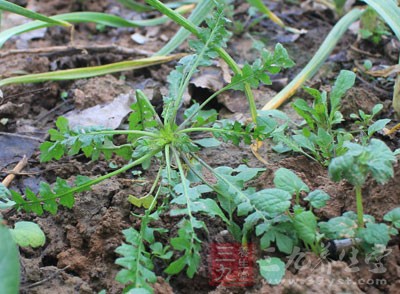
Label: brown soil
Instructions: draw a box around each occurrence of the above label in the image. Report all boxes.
[1,1,399,294]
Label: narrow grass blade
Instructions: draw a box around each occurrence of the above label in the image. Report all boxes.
[145,0,199,36]
[155,0,214,55]
[117,0,196,11]
[363,0,400,115]
[116,0,153,12]
[262,8,364,110]
[0,54,185,87]
[0,6,193,48]
[0,0,70,27]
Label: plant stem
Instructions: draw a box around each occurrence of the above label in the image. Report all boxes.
[164,145,172,184]
[285,209,294,221]
[171,147,197,253]
[180,153,233,226]
[147,165,163,198]
[145,0,258,123]
[168,9,225,126]
[355,185,364,227]
[178,69,268,130]
[244,84,258,123]
[136,90,164,127]
[23,149,162,204]
[178,86,228,130]
[83,130,159,138]
[145,0,198,35]
[177,127,249,136]
[156,0,215,55]
[99,143,133,150]
[180,153,213,190]
[177,127,218,133]
[190,152,270,224]
[132,181,164,288]
[172,148,194,222]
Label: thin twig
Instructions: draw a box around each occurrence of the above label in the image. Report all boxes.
[0,87,49,100]
[0,132,44,142]
[21,265,71,290]
[1,170,42,176]
[1,155,28,187]
[384,122,400,135]
[350,44,381,58]
[33,99,73,125]
[356,75,392,96]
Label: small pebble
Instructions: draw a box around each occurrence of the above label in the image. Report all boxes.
[130,33,148,44]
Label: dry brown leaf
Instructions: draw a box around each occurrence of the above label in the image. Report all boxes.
[65,92,135,129]
[190,68,225,92]
[392,74,400,116]
[217,60,232,83]
[366,64,400,77]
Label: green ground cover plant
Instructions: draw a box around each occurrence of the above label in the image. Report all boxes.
[329,139,397,228]
[1,2,297,291]
[259,70,394,166]
[317,139,400,258]
[359,6,391,44]
[262,70,356,165]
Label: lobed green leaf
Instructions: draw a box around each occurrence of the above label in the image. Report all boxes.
[383,207,400,228]
[357,223,390,246]
[115,228,156,292]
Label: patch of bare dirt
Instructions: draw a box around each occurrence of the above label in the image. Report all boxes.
[71,75,131,109]
[341,87,384,119]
